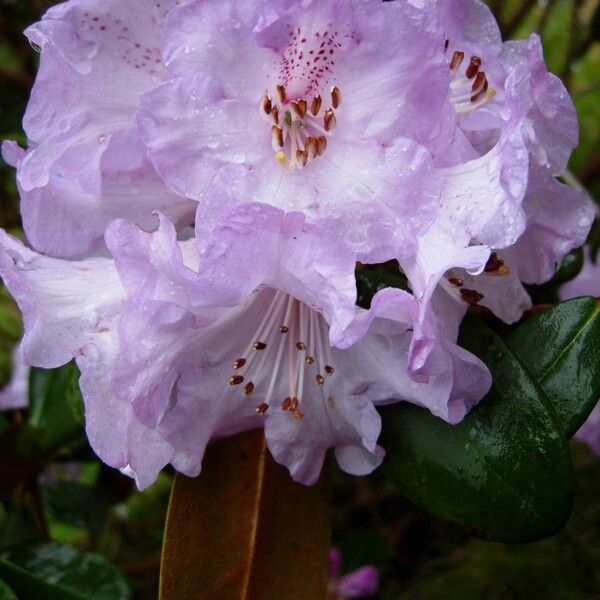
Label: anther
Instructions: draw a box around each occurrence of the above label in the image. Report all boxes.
[229,375,244,386]
[316,136,327,156]
[465,56,481,79]
[271,107,280,125]
[232,358,246,369]
[484,252,511,276]
[261,94,272,115]
[327,396,335,408]
[279,325,289,333]
[305,356,315,365]
[253,341,267,350]
[305,137,317,159]
[448,277,464,287]
[292,408,305,420]
[325,365,334,375]
[256,403,269,415]
[460,288,485,305]
[316,374,325,386]
[331,86,341,109]
[272,125,284,149]
[324,108,336,132]
[296,341,306,351]
[450,50,464,71]
[296,149,309,167]
[471,72,488,102]
[276,84,287,103]
[291,100,307,119]
[311,95,322,116]
[444,38,450,52]
[244,382,255,395]
[282,397,292,411]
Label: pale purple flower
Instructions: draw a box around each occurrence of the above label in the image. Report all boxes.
[0,203,490,488]
[560,246,600,456]
[328,548,379,599]
[2,0,195,258]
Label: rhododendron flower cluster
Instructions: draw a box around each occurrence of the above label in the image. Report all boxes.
[0,0,593,488]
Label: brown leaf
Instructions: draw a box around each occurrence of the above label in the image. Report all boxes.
[159,430,331,600]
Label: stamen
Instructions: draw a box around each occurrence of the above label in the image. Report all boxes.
[450,50,464,72]
[325,365,334,375]
[311,95,322,116]
[272,125,284,149]
[324,108,336,132]
[448,277,464,287]
[296,342,306,351]
[233,358,246,369]
[279,325,289,333]
[331,86,341,109]
[276,84,286,103]
[465,56,481,79]
[256,403,269,415]
[316,374,325,386]
[305,356,315,365]
[261,94,272,115]
[229,375,244,386]
[460,288,485,305]
[253,341,267,351]
[244,382,255,395]
[484,252,511,276]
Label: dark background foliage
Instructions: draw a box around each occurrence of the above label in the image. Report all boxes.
[0,1,599,598]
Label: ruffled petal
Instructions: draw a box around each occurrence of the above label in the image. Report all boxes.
[0,230,124,368]
[502,35,578,175]
[21,0,178,191]
[505,166,594,285]
[11,130,195,259]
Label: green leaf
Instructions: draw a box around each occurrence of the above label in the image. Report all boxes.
[506,297,600,438]
[382,314,573,542]
[356,263,410,309]
[0,543,131,600]
[0,580,17,600]
[28,362,84,453]
[550,247,583,285]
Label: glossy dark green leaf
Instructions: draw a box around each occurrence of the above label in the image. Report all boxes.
[382,315,573,542]
[28,362,84,453]
[0,580,17,600]
[356,263,410,309]
[0,543,131,600]
[550,247,583,285]
[506,297,600,438]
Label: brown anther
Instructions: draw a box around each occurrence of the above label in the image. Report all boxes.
[296,149,309,167]
[450,50,464,71]
[460,288,485,305]
[229,375,244,386]
[296,341,306,351]
[448,277,464,287]
[271,106,280,125]
[324,108,336,132]
[444,38,450,52]
[471,72,488,102]
[244,382,255,395]
[256,403,269,415]
[484,252,504,273]
[272,125,284,148]
[282,397,292,411]
[305,137,317,159]
[232,358,246,369]
[316,374,325,386]
[291,100,306,120]
[311,95,323,116]
[253,341,267,350]
[305,356,315,365]
[292,408,305,420]
[331,86,341,109]
[279,325,289,333]
[465,56,481,79]
[276,84,286,103]
[327,396,335,408]
[325,365,334,375]
[316,136,327,156]
[289,397,299,411]
[261,94,272,115]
